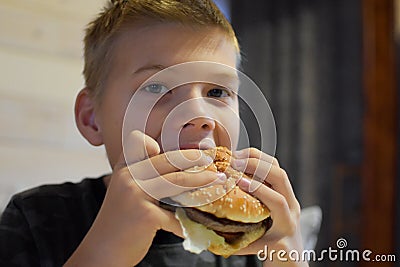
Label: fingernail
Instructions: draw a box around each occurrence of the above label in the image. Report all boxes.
[237,177,251,191]
[216,172,227,182]
[204,155,214,165]
[200,150,214,164]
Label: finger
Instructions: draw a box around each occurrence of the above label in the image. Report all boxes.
[237,178,294,234]
[130,149,214,180]
[233,147,279,167]
[135,170,227,200]
[157,208,184,238]
[265,167,298,211]
[231,157,272,183]
[232,159,297,209]
[234,237,267,255]
[117,130,160,170]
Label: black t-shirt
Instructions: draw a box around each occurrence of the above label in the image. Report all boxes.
[0,177,261,267]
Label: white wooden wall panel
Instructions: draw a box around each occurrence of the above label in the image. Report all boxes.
[0,2,102,58]
[0,49,83,101]
[0,1,110,211]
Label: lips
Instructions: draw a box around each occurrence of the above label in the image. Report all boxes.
[179,142,216,150]
[179,144,201,150]
[179,136,217,150]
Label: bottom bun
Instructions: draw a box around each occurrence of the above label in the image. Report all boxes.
[175,208,267,258]
[208,224,267,257]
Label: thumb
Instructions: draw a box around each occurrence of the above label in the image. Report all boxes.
[114,130,160,171]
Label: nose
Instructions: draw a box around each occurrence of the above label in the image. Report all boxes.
[183,117,216,131]
[174,84,216,131]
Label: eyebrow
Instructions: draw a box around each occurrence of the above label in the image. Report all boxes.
[213,72,239,81]
[133,64,166,74]
[132,64,240,90]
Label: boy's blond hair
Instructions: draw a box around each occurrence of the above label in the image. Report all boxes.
[83,0,240,101]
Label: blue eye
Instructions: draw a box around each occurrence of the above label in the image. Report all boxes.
[207,88,230,98]
[143,83,169,94]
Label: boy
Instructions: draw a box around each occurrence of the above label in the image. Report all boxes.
[0,0,307,266]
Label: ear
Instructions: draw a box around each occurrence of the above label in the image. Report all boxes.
[75,88,103,146]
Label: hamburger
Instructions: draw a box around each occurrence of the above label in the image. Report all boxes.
[163,147,272,257]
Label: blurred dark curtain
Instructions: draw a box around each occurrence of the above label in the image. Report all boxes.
[231,0,363,265]
[396,36,400,266]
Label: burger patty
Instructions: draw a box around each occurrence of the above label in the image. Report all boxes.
[184,207,267,233]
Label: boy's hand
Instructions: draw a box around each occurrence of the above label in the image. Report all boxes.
[65,130,226,267]
[231,148,308,267]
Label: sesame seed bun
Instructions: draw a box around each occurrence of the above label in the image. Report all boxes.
[194,182,270,223]
[171,146,271,257]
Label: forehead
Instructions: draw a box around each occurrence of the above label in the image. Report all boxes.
[111,22,238,73]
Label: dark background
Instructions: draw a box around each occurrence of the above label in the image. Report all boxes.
[214,0,399,266]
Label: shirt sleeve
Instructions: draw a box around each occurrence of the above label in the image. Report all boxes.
[0,197,40,267]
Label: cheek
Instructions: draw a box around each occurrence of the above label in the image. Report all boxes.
[123,91,166,139]
[218,111,240,148]
[145,112,162,138]
[148,107,178,153]
[144,105,170,140]
[96,106,126,168]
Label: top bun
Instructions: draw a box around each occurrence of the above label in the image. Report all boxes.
[171,147,270,223]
